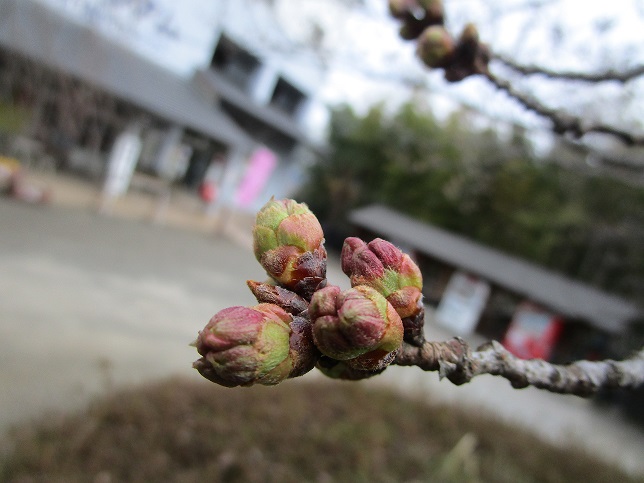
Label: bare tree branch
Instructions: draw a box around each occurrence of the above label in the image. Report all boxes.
[484,71,644,146]
[394,338,644,397]
[386,1,644,146]
[493,54,644,83]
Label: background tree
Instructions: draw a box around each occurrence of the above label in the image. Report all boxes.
[387,0,643,177]
[262,0,644,183]
[299,101,644,301]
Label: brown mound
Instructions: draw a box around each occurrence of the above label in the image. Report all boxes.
[1,378,639,483]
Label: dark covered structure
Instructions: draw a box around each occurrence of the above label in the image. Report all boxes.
[349,204,641,363]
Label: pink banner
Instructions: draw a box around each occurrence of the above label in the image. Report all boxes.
[234,147,277,207]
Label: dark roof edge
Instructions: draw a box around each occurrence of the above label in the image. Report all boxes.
[349,204,640,332]
[0,0,254,150]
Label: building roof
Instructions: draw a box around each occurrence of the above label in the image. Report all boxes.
[194,69,311,146]
[0,0,254,150]
[349,204,640,333]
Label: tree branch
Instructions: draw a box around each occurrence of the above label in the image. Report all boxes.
[394,338,644,397]
[483,71,644,146]
[493,54,644,83]
[386,1,644,146]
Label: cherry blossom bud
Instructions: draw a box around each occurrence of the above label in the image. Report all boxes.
[253,198,326,299]
[309,285,403,372]
[342,237,426,345]
[193,304,318,387]
[342,238,422,318]
[417,25,454,68]
[444,23,490,81]
[459,22,479,46]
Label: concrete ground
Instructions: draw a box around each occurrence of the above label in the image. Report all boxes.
[1,170,644,477]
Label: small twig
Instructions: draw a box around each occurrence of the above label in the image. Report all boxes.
[394,338,644,397]
[483,71,644,146]
[493,54,644,84]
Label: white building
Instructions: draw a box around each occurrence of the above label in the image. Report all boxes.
[0,0,328,212]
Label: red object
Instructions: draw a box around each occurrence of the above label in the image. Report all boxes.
[199,182,217,203]
[503,302,563,361]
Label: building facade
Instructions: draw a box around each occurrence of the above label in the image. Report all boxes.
[0,0,324,211]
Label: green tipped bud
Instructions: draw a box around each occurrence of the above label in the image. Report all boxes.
[417,25,454,68]
[342,237,426,346]
[253,198,326,299]
[193,303,319,387]
[309,285,403,372]
[342,237,422,318]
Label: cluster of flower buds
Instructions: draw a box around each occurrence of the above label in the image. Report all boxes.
[388,0,490,82]
[194,198,427,387]
[341,237,426,346]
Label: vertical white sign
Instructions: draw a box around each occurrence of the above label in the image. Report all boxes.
[103,129,142,197]
[435,271,491,335]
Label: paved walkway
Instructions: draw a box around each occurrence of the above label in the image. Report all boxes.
[1,170,643,476]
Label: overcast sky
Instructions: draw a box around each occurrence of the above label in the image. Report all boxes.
[36,0,643,146]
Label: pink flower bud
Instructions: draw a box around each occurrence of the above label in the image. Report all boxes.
[253,198,326,299]
[341,237,423,319]
[342,237,426,346]
[193,303,318,387]
[309,285,403,372]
